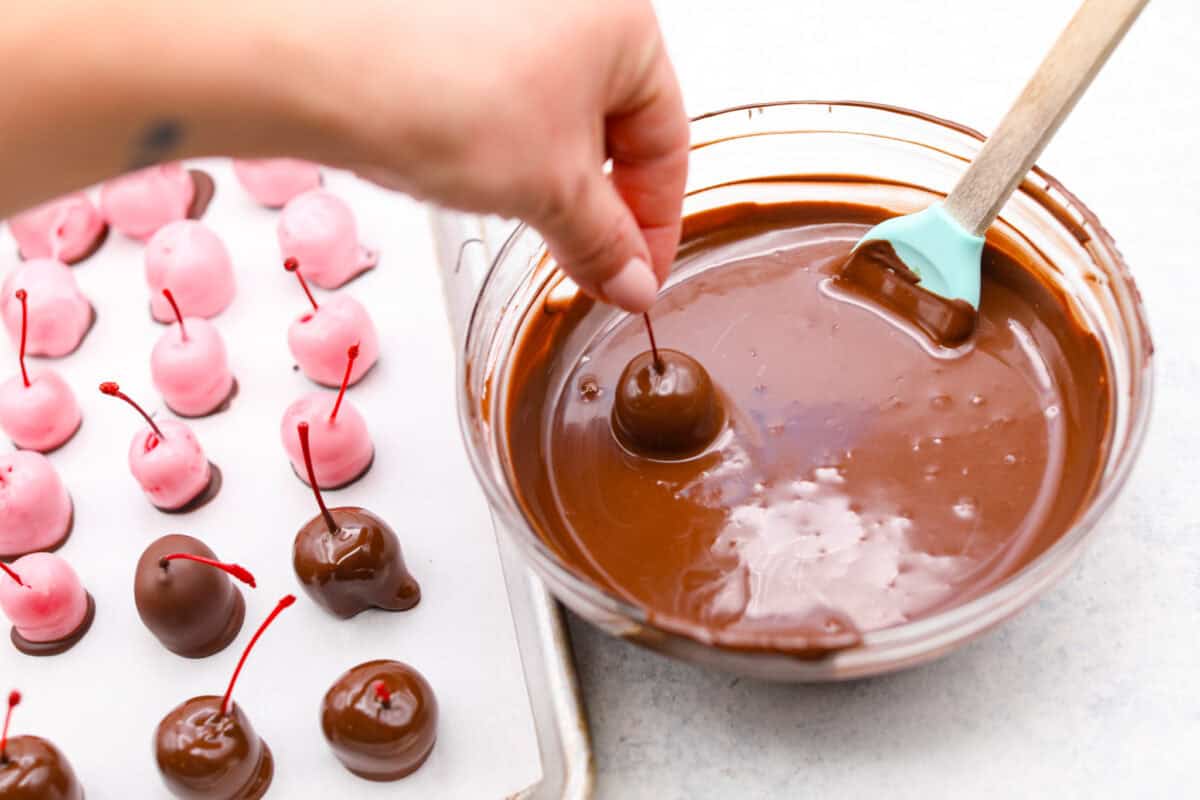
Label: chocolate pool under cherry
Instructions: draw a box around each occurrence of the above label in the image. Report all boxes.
[503,194,1113,654]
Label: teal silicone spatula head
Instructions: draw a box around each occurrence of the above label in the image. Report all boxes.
[855,203,984,309]
[845,0,1147,319]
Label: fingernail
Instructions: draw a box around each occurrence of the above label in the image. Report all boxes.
[600,257,658,312]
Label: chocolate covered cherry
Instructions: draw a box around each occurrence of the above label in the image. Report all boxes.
[612,348,724,458]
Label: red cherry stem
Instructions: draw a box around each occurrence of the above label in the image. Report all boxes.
[1,691,19,764]
[642,313,664,374]
[159,553,256,587]
[284,258,318,311]
[0,562,23,587]
[221,594,296,716]
[162,289,187,341]
[329,344,359,423]
[297,422,337,535]
[99,382,163,438]
[15,290,29,388]
[373,680,391,709]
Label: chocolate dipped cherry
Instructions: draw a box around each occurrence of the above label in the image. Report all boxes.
[281,346,373,489]
[99,162,213,240]
[8,191,108,265]
[145,221,236,322]
[277,190,377,289]
[135,534,256,658]
[0,261,93,358]
[233,159,321,208]
[611,315,724,459]
[0,554,94,656]
[152,289,237,417]
[284,258,379,387]
[0,451,73,559]
[154,595,293,799]
[0,691,85,799]
[291,422,419,618]
[321,660,438,781]
[0,290,82,452]
[100,382,220,512]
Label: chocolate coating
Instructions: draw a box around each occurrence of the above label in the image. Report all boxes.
[0,735,84,799]
[154,696,272,800]
[504,197,1112,655]
[293,508,420,619]
[186,170,215,221]
[320,660,437,781]
[134,534,246,658]
[612,349,724,458]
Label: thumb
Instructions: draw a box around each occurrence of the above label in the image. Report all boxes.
[532,174,659,313]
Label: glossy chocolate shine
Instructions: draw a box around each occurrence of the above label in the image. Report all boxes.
[293,508,420,619]
[505,200,1111,653]
[612,348,724,458]
[154,696,272,800]
[0,736,83,800]
[320,659,438,781]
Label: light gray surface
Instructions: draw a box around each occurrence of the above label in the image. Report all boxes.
[570,1,1198,798]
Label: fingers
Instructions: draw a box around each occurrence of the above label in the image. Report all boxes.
[534,173,659,313]
[606,42,689,284]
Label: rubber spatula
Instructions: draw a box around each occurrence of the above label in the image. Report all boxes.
[847,0,1148,327]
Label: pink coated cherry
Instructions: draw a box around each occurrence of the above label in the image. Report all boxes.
[280,392,372,489]
[8,192,106,264]
[0,451,72,560]
[151,316,234,417]
[145,221,236,322]
[277,190,377,289]
[1,261,92,358]
[99,163,195,240]
[128,418,212,511]
[0,552,88,643]
[0,369,81,452]
[232,159,321,208]
[288,294,379,387]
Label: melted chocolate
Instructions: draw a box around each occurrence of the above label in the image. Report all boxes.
[0,500,73,563]
[134,534,246,658]
[612,349,724,458]
[166,379,240,420]
[157,463,222,515]
[10,593,94,657]
[154,696,272,800]
[292,507,420,619]
[320,660,437,781]
[186,170,215,221]
[837,239,977,346]
[504,199,1111,655]
[0,735,84,799]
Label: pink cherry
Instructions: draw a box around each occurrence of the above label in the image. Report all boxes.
[99,163,194,241]
[128,418,212,510]
[280,392,372,489]
[145,221,236,322]
[0,451,72,559]
[1,261,92,358]
[151,316,234,416]
[0,368,81,452]
[8,192,105,263]
[0,552,88,643]
[288,294,379,387]
[277,190,377,289]
[233,158,321,208]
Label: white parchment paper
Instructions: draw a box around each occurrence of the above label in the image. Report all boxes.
[0,159,543,799]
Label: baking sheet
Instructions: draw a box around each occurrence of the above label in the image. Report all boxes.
[0,160,542,798]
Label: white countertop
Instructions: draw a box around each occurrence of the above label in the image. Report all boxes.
[573,1,1199,797]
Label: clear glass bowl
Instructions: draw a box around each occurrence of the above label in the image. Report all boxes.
[457,101,1154,681]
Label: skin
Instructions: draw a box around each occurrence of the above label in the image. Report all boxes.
[0,0,688,312]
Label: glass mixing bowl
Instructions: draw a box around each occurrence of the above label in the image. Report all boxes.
[457,101,1153,681]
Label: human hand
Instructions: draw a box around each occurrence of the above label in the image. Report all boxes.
[299,0,689,312]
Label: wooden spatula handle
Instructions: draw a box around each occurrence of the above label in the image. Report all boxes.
[943,0,1149,236]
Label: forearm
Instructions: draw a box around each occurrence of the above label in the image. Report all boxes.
[0,1,363,216]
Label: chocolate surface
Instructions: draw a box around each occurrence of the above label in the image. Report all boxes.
[320,659,437,781]
[0,735,84,799]
[157,463,222,515]
[154,696,272,800]
[504,198,1112,654]
[612,348,725,458]
[134,534,246,658]
[10,593,94,657]
[186,170,215,221]
[293,507,420,619]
